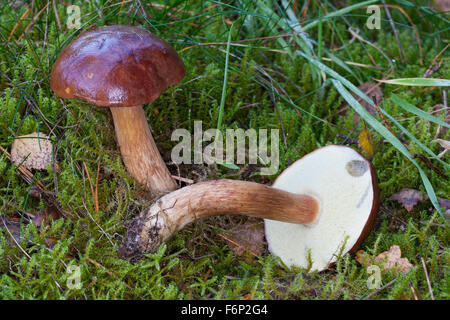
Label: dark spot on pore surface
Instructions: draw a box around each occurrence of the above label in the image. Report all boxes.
[346,160,369,177]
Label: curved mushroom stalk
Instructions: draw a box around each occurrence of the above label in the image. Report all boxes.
[118,179,319,260]
[110,105,177,193]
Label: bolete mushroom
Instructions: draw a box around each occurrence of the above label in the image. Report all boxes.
[50,25,185,193]
[119,145,379,272]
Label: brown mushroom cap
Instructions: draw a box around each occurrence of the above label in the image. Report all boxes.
[50,25,185,107]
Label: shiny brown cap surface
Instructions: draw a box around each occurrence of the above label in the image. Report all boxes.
[50,25,185,107]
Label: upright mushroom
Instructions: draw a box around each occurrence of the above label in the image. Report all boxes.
[119,145,379,272]
[50,25,185,193]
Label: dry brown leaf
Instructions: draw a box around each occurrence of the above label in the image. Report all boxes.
[389,188,423,212]
[44,235,60,249]
[355,250,372,267]
[434,139,450,158]
[32,205,62,228]
[28,185,42,199]
[374,245,413,274]
[0,219,22,243]
[242,293,252,300]
[439,198,450,221]
[431,0,450,12]
[11,132,58,171]
[222,219,265,258]
[439,197,450,211]
[434,138,450,150]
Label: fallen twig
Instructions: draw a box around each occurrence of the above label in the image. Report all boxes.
[18,2,51,42]
[362,278,397,300]
[8,5,31,41]
[421,257,435,300]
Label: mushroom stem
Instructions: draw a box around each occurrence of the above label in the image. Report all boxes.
[119,179,319,259]
[110,105,177,193]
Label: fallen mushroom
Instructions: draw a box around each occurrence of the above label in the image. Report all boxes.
[11,132,56,171]
[50,25,185,193]
[119,145,380,272]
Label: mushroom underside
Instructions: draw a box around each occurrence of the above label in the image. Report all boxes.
[265,145,378,272]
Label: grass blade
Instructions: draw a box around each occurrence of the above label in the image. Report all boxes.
[297,50,449,167]
[332,80,444,218]
[214,22,237,170]
[390,94,450,129]
[378,78,450,86]
[297,46,445,216]
[301,0,379,32]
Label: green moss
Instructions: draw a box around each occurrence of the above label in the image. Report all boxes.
[0,0,448,300]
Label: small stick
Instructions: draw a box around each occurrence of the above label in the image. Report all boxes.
[367,53,378,67]
[1,217,31,259]
[412,153,448,179]
[8,5,31,41]
[301,0,311,23]
[363,4,423,65]
[218,233,259,259]
[336,133,358,146]
[421,257,435,300]
[87,258,131,289]
[424,43,449,77]
[0,144,46,190]
[423,60,442,78]
[443,90,448,109]
[320,57,382,70]
[147,2,196,15]
[381,0,406,62]
[372,95,399,139]
[293,0,298,16]
[349,27,394,78]
[203,269,211,283]
[95,162,100,213]
[363,278,397,300]
[409,282,419,300]
[52,0,62,31]
[18,2,51,42]
[171,175,194,184]
[83,162,97,213]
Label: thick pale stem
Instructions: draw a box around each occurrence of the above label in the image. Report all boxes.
[119,179,319,259]
[110,105,177,193]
